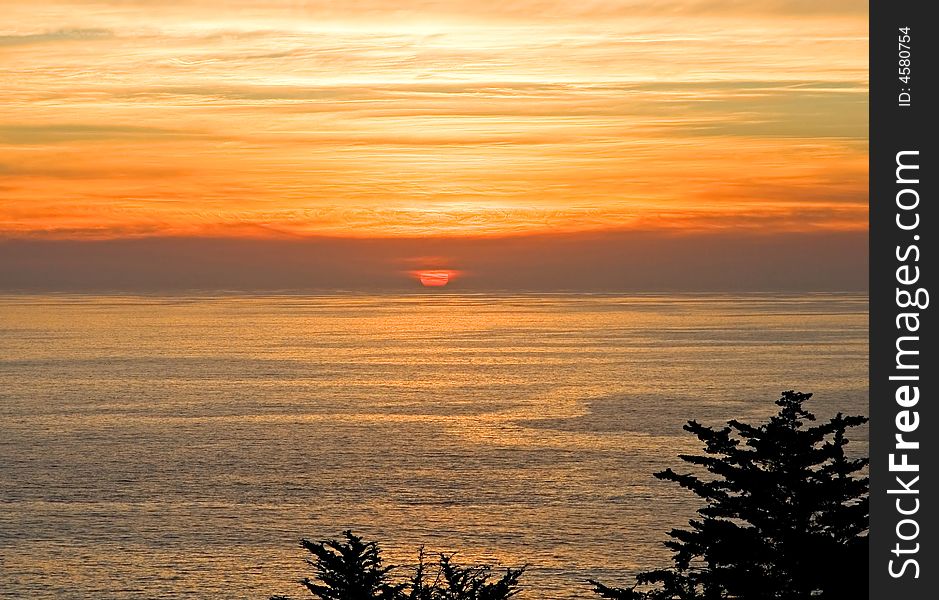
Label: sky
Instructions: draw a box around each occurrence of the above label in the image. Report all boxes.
[0,1,868,291]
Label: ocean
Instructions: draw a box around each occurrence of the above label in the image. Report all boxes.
[0,294,868,599]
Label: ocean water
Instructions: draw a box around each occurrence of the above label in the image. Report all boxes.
[0,294,868,599]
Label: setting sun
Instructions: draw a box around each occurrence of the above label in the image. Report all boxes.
[418,271,452,287]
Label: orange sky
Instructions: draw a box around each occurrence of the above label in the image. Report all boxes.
[1,0,867,240]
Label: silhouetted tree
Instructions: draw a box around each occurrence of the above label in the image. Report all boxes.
[275,531,525,600]
[433,554,525,600]
[406,548,438,600]
[591,391,868,600]
[292,530,406,600]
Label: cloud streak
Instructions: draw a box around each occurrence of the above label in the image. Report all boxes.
[0,1,867,242]
[0,27,113,46]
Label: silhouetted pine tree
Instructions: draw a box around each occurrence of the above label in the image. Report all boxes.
[406,548,438,600]
[295,530,406,600]
[434,554,525,600]
[275,532,525,600]
[591,391,868,600]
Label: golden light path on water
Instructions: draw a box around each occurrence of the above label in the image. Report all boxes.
[0,293,867,599]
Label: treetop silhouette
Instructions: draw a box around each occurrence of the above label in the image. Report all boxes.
[274,530,525,600]
[591,390,868,600]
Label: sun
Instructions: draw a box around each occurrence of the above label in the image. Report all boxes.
[417,270,452,287]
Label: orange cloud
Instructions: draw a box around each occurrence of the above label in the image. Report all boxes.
[0,1,867,240]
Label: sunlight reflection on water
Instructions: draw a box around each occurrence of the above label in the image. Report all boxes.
[0,294,867,599]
